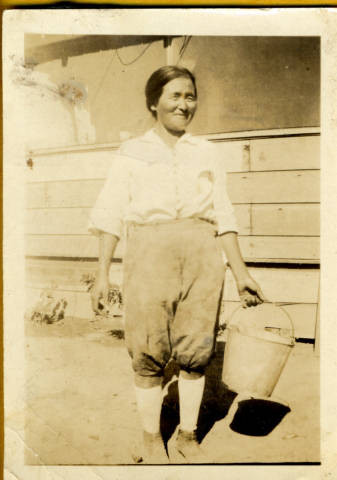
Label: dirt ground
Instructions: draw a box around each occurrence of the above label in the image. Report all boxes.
[23,314,320,465]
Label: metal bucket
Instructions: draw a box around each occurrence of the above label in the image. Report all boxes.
[222,303,295,398]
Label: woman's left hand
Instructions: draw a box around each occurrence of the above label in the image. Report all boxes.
[237,275,266,308]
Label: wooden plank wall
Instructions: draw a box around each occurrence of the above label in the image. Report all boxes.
[25,128,320,339]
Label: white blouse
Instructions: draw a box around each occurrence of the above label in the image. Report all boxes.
[89,129,238,239]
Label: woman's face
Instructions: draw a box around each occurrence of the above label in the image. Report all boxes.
[151,77,197,134]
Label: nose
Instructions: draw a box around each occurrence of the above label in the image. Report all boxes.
[177,97,188,111]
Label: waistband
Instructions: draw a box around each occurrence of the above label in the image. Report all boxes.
[126,217,216,231]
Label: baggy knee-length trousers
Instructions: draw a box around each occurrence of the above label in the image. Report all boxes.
[123,218,225,377]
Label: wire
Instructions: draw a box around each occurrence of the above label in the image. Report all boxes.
[116,42,153,66]
[177,36,192,64]
[91,41,153,107]
[179,36,188,55]
[91,50,117,106]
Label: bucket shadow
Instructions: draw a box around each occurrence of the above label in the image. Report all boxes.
[160,341,238,445]
[160,339,291,444]
[230,398,291,436]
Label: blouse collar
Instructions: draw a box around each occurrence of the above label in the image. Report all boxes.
[141,128,197,146]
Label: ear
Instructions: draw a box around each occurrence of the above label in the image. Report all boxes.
[150,105,157,112]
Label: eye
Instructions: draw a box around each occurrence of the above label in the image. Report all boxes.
[186,95,196,102]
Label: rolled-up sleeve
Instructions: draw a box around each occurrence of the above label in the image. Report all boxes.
[212,144,239,235]
[88,152,130,238]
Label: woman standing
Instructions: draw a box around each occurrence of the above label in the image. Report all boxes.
[90,66,264,464]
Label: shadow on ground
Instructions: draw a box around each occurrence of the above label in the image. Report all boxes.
[230,398,291,436]
[160,341,237,445]
[160,341,291,446]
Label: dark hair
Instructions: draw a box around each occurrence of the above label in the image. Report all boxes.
[145,65,197,118]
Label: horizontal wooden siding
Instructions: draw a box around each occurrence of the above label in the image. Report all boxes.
[25,129,320,338]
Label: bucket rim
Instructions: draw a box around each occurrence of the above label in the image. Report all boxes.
[227,303,295,344]
[227,325,295,346]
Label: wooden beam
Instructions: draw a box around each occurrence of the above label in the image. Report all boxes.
[227,170,320,204]
[250,135,320,171]
[252,204,320,236]
[239,236,319,262]
[25,234,320,262]
[224,266,320,304]
[25,35,180,65]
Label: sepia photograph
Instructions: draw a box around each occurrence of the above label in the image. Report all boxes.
[3,8,337,480]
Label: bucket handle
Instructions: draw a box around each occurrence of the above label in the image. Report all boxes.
[270,302,295,340]
[226,301,295,340]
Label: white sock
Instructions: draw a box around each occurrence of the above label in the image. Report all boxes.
[178,374,205,432]
[134,385,163,434]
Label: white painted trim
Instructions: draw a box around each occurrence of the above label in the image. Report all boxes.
[198,127,321,141]
[29,126,321,158]
[29,142,120,158]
